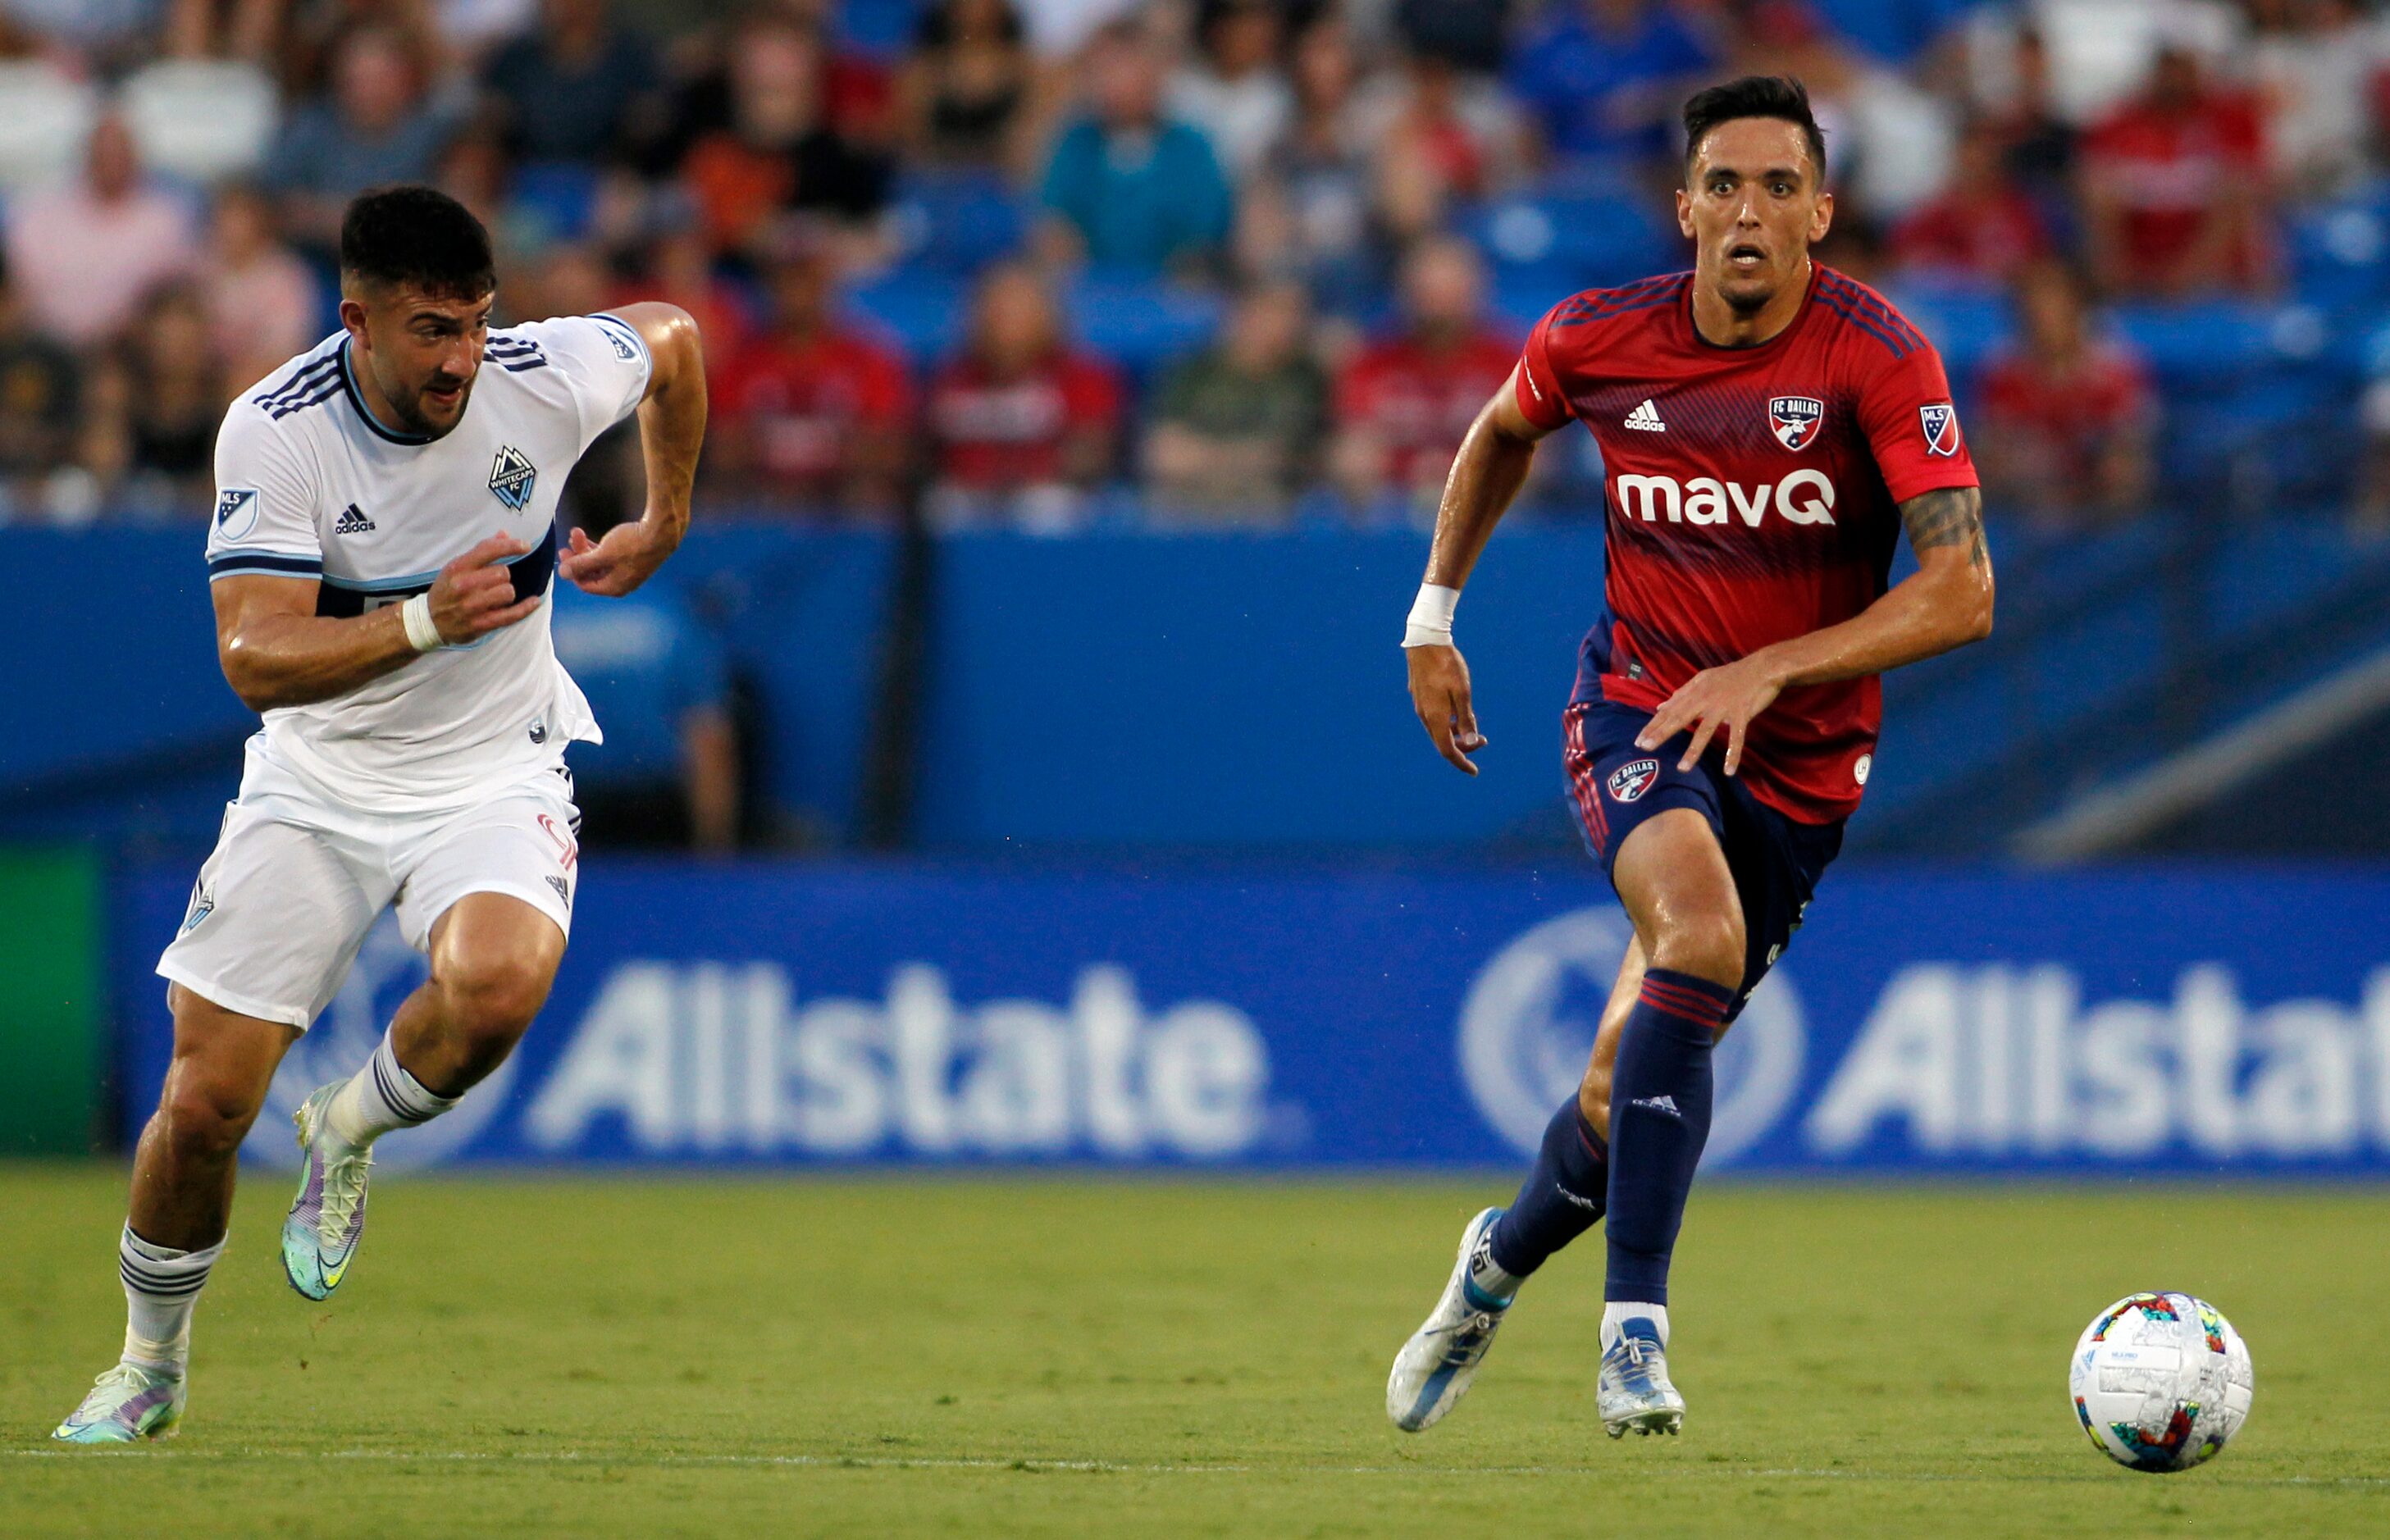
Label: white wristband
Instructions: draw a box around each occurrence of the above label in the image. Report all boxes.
[400,591,447,654]
[1403,583,1461,649]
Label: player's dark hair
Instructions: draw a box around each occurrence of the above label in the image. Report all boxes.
[1682,75,1828,185]
[339,185,495,300]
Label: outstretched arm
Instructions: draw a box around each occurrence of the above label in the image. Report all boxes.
[1404,369,1558,775]
[560,302,707,596]
[1635,485,1996,774]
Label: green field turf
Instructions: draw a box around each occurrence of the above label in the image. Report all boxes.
[3,1166,2386,1538]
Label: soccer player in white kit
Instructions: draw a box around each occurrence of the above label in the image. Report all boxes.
[53,187,708,1442]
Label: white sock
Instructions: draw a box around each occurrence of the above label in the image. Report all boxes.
[1602,1301,1669,1351]
[120,1225,221,1373]
[1466,1227,1523,1303]
[326,1030,459,1148]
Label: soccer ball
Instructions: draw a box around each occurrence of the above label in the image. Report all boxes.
[2069,1292,2255,1473]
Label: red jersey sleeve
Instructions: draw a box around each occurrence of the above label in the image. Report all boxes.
[856,341,914,427]
[1855,339,1979,504]
[1060,354,1122,431]
[1512,303,1577,431]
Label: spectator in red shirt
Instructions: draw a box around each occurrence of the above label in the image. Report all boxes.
[2080,43,2273,298]
[926,262,1123,531]
[1974,262,2155,527]
[713,237,913,519]
[1330,236,1517,514]
[1891,117,2051,286]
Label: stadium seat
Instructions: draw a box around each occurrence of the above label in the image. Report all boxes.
[888,172,1029,274]
[2287,195,2390,317]
[118,61,277,184]
[836,0,925,60]
[846,267,970,364]
[510,162,601,243]
[1064,272,1225,376]
[0,62,94,189]
[1465,176,1675,294]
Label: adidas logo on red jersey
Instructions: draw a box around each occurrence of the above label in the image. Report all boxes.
[1623,399,1666,432]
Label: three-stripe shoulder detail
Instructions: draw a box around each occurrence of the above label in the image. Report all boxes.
[1813,272,1930,360]
[254,355,343,419]
[486,331,550,373]
[1548,272,1692,330]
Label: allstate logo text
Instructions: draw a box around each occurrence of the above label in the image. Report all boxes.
[524,961,1279,1160]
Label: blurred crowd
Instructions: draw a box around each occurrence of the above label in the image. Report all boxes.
[7,0,2390,532]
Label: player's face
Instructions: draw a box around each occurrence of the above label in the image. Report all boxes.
[1678,119,1832,316]
[343,285,492,439]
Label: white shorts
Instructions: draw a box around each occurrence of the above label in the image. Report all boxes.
[157,738,582,1029]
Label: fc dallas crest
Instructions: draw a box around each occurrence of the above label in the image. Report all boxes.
[1768,394,1823,451]
[1607,759,1659,804]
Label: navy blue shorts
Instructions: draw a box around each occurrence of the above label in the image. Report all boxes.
[1562,698,1845,1022]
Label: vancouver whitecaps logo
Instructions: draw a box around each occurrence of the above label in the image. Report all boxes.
[488,444,537,510]
[1458,907,1804,1166]
[242,914,514,1172]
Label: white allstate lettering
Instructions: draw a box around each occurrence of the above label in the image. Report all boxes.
[1776,468,1837,526]
[1682,477,1728,526]
[1726,480,1772,527]
[1614,474,1681,522]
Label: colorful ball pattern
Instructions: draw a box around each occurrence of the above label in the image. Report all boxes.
[2069,1292,2255,1473]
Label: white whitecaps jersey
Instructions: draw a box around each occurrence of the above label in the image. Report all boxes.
[206,313,651,814]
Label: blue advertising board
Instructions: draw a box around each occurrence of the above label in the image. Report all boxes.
[116,863,2390,1175]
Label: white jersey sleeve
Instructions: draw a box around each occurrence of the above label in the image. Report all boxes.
[510,313,653,458]
[206,403,323,582]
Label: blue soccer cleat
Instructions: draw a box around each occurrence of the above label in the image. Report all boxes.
[1386,1207,1515,1432]
[281,1083,372,1301]
[52,1360,186,1444]
[1599,1315,1686,1437]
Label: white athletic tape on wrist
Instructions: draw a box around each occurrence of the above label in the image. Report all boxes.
[1403,583,1461,649]
[401,591,447,653]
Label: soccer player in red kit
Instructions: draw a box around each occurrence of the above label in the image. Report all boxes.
[1385,77,1995,1438]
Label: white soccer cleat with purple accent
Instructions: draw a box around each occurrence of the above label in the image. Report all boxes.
[1385,1207,1514,1433]
[281,1082,372,1301]
[52,1360,186,1443]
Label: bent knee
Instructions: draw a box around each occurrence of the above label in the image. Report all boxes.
[1648,915,1745,995]
[437,955,552,1043]
[157,1079,262,1163]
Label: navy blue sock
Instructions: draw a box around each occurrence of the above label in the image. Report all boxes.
[1485,1100,1608,1279]
[1603,968,1736,1305]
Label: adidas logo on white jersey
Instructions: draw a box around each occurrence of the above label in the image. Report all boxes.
[1624,399,1666,432]
[332,503,375,535]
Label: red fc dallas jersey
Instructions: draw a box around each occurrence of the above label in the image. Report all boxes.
[1513,264,1978,824]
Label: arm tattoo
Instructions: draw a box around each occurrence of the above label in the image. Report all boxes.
[1900,485,1988,569]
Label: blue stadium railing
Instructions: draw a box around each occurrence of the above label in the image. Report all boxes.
[12,515,2389,858]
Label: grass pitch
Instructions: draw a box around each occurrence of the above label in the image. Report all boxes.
[3,1167,2387,1538]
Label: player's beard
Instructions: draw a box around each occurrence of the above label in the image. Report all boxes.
[399,375,475,440]
[1713,250,1807,317]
